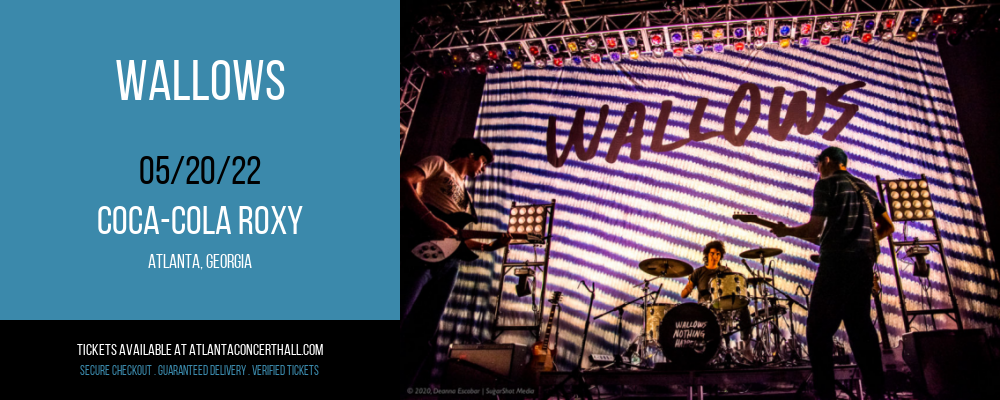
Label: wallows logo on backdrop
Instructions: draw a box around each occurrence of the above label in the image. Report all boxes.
[546,81,866,168]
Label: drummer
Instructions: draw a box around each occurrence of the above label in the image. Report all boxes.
[680,241,753,342]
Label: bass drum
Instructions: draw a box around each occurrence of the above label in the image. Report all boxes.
[657,303,721,367]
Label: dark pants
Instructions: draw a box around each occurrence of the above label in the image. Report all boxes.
[400,257,461,394]
[808,251,885,400]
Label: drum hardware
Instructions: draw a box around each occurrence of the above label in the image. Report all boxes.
[638,258,694,278]
[593,279,663,370]
[745,277,773,286]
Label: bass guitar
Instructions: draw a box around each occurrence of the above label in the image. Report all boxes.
[732,212,819,244]
[402,206,540,263]
[526,291,562,388]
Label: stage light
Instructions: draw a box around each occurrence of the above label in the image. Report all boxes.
[753,25,766,37]
[733,27,746,39]
[535,58,547,68]
[653,46,665,57]
[487,63,498,73]
[754,39,765,49]
[841,34,852,44]
[488,49,500,60]
[451,53,464,64]
[842,19,854,31]
[884,178,935,222]
[441,67,454,78]
[529,46,541,56]
[883,18,895,30]
[734,42,746,51]
[929,12,944,25]
[692,44,704,55]
[799,37,810,47]
[712,28,725,39]
[821,21,834,33]
[606,37,618,49]
[670,32,683,43]
[567,41,579,52]
[881,31,894,41]
[906,31,919,41]
[547,43,559,54]
[506,48,518,59]
[586,37,599,49]
[907,246,931,278]
[671,47,683,57]
[609,52,622,63]
[468,50,482,63]
[571,55,582,65]
[553,57,564,67]
[629,50,640,60]
[862,32,873,43]
[625,36,638,47]
[780,38,791,48]
[476,63,488,74]
[590,53,601,63]
[801,23,813,35]
[864,20,876,30]
[514,267,535,296]
[925,30,939,42]
[779,25,792,36]
[712,42,724,53]
[951,13,965,24]
[909,15,922,28]
[650,33,664,46]
[512,60,523,70]
[820,36,832,46]
[692,30,704,42]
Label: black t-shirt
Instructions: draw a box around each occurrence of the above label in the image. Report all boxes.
[811,170,887,255]
[689,265,732,303]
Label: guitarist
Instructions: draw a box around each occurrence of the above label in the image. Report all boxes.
[400,138,512,393]
[770,147,894,400]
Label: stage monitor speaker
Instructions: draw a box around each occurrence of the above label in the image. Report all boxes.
[443,344,529,388]
[901,329,995,400]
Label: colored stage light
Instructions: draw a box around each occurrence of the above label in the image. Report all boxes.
[779,38,791,48]
[909,16,922,28]
[606,37,618,49]
[529,46,540,56]
[862,33,873,43]
[692,44,705,55]
[779,25,791,36]
[451,53,463,64]
[906,31,918,41]
[753,26,766,37]
[487,63,498,73]
[440,67,454,77]
[512,60,523,71]
[734,27,745,39]
[609,52,622,63]
[625,36,638,47]
[535,58,547,68]
[713,43,724,53]
[881,31,894,41]
[672,47,684,57]
[821,21,833,33]
[799,37,810,47]
[925,30,939,42]
[629,50,640,60]
[650,33,664,46]
[883,18,895,30]
[820,36,831,46]
[951,13,965,24]
[712,28,725,39]
[754,39,765,49]
[670,32,683,43]
[653,47,665,57]
[567,41,579,52]
[476,64,488,74]
[864,20,876,30]
[553,58,564,67]
[586,37,599,49]
[547,43,559,53]
[929,13,944,25]
[800,23,812,35]
[841,34,852,44]
[571,56,582,65]
[692,30,704,42]
[590,53,601,63]
[734,42,745,51]
[506,48,518,58]
[842,20,854,31]
[488,49,500,60]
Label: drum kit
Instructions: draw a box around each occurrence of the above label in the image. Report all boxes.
[596,247,808,370]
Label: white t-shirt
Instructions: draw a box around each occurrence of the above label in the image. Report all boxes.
[413,156,469,215]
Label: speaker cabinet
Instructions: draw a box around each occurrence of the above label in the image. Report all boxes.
[443,344,529,387]
[901,329,995,400]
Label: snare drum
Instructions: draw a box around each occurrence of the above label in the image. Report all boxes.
[657,303,721,367]
[710,272,749,310]
[645,303,677,342]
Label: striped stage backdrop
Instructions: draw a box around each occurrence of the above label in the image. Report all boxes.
[428,39,1000,381]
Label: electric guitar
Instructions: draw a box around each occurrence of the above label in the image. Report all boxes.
[732,212,820,244]
[526,291,562,387]
[402,206,540,263]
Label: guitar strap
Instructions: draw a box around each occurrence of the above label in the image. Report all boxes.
[844,174,882,294]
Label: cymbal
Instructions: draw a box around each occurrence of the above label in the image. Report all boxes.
[638,258,694,278]
[746,277,773,285]
[739,247,783,259]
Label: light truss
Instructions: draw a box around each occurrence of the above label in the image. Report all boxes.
[400,0,997,154]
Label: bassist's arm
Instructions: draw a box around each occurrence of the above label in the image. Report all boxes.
[771,215,825,240]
